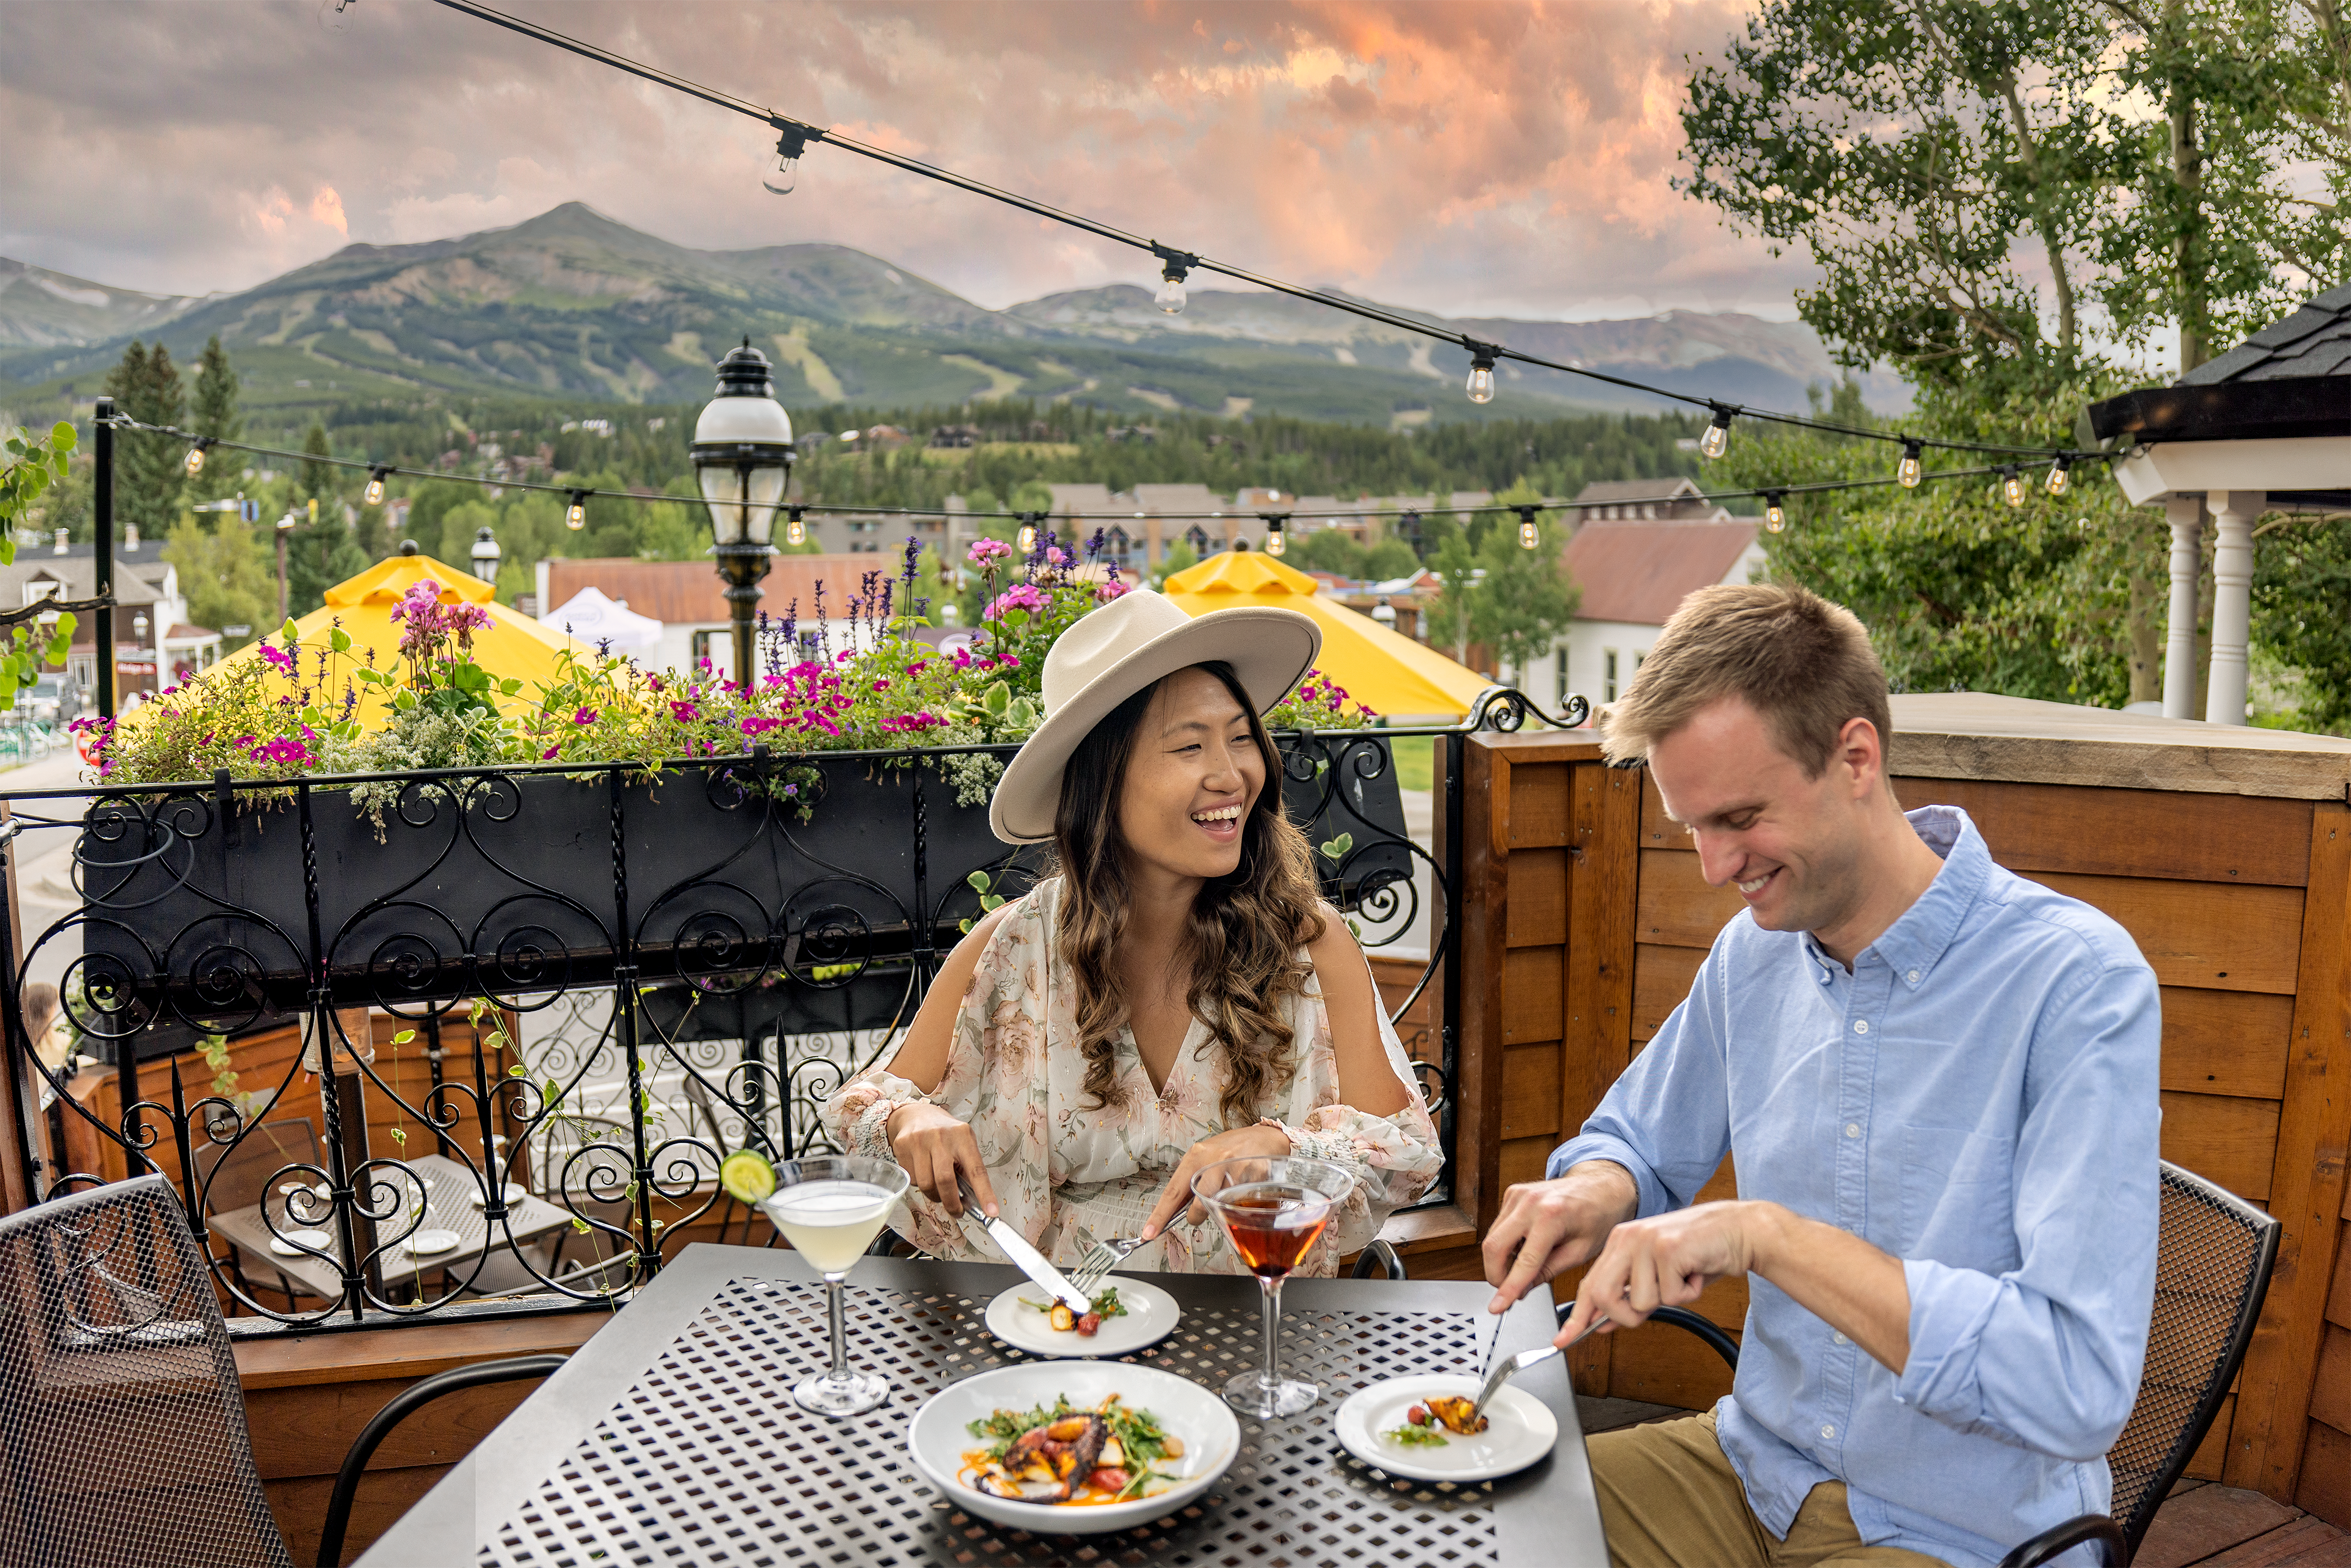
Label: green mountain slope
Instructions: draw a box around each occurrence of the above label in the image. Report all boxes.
[0,202,1895,426]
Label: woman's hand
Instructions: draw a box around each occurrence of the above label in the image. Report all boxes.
[888,1101,999,1218]
[1138,1123,1293,1241]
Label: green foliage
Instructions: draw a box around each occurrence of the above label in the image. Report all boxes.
[188,336,244,503]
[284,497,371,617]
[102,341,186,539]
[2252,521,2351,733]
[1472,500,1581,683]
[1725,395,2148,706]
[0,424,78,698]
[298,420,336,502]
[162,516,275,654]
[1147,539,1198,590]
[1422,534,1482,668]
[1290,527,1418,582]
[1679,0,2349,381]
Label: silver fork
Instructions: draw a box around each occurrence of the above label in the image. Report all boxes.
[1066,1235,1147,1296]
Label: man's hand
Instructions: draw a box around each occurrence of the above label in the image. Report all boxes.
[1482,1161,1640,1313]
[1138,1124,1294,1241]
[1555,1199,1762,1347]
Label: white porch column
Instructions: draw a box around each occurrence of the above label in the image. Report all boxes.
[2162,495,2204,719]
[2204,490,2265,727]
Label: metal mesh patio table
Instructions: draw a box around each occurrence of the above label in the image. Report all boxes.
[357,1246,1605,1567]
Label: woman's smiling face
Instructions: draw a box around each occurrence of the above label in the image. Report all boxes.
[1115,666,1265,886]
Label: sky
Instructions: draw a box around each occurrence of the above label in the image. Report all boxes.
[0,0,1809,324]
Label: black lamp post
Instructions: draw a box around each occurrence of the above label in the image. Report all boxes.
[690,340,796,687]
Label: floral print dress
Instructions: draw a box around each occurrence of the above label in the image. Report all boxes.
[824,877,1445,1277]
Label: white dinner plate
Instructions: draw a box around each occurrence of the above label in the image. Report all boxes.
[401,1227,463,1257]
[267,1228,331,1258]
[1331,1374,1560,1483]
[468,1184,526,1209]
[983,1275,1180,1358]
[906,1360,1240,1534]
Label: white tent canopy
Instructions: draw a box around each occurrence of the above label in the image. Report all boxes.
[542,586,664,651]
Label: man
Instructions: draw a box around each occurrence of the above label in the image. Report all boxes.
[1484,584,2159,1568]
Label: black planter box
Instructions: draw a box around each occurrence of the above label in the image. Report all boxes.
[65,735,1411,1052]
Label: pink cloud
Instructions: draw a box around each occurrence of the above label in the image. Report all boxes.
[0,0,1808,319]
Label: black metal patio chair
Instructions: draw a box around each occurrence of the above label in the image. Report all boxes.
[0,1173,564,1568]
[1568,1160,2278,1568]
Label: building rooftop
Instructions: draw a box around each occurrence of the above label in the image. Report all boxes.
[2086,282,2351,445]
[540,555,890,628]
[1563,519,1761,625]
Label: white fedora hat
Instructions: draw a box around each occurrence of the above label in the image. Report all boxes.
[987,588,1320,844]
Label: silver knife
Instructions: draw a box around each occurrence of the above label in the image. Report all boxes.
[957,1173,1092,1315]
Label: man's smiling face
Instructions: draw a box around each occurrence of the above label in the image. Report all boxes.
[1647,694,1876,940]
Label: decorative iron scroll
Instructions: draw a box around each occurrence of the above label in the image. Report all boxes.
[0,689,1586,1327]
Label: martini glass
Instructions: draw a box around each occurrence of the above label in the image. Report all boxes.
[759,1154,909,1417]
[1195,1154,1355,1418]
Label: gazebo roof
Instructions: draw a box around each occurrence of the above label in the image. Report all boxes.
[2086,284,2351,447]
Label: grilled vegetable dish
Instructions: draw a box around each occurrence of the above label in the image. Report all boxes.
[1384,1395,1490,1447]
[1016,1285,1131,1337]
[961,1394,1185,1504]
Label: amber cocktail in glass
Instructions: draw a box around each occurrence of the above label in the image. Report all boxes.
[1194,1155,1354,1418]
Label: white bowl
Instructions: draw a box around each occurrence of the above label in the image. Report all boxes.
[905,1360,1240,1534]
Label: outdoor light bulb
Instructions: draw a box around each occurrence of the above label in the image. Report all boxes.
[786,512,806,546]
[764,153,798,196]
[2003,468,2028,508]
[1465,363,1496,404]
[1700,414,1731,460]
[363,474,386,507]
[1764,496,1787,533]
[565,501,586,531]
[1017,523,1037,553]
[2045,457,2071,497]
[1265,527,1286,556]
[1898,443,1923,489]
[183,443,206,477]
[1518,518,1540,550]
[1156,272,1188,315]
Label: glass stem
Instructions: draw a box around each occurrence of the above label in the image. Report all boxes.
[1258,1274,1283,1390]
[825,1271,849,1382]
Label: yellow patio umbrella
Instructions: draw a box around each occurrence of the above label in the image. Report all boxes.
[1159,549,1491,720]
[168,552,595,731]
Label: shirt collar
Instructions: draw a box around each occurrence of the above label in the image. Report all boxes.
[1802,805,1990,988]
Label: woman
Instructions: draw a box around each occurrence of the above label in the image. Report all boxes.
[824,587,1441,1276]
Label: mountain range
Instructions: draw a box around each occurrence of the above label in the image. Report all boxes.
[0,202,1899,426]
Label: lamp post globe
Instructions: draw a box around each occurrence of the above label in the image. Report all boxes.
[470,524,502,582]
[1370,596,1397,629]
[691,337,796,686]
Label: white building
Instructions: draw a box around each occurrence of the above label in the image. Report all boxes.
[1543,516,1766,716]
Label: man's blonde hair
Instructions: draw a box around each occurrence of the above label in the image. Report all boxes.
[1598,583,1891,776]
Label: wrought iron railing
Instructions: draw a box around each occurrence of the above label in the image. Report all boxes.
[0,689,1579,1330]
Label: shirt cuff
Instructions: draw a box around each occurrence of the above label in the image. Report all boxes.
[1895,1256,2003,1419]
[1547,1132,1671,1219]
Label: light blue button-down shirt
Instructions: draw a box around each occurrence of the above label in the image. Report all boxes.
[1551,805,2160,1568]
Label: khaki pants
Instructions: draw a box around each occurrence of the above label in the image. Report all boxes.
[1589,1414,1949,1568]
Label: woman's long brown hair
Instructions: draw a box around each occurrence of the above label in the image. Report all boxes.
[1051,661,1324,1126]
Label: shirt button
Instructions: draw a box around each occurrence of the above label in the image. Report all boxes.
[1820,1424,1836,1441]
[1844,1122,1860,1138]
[1853,1019,1870,1034]
[1833,1331,1849,1344]
[1906,969,1921,984]
[1817,968,1831,983]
